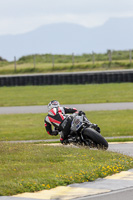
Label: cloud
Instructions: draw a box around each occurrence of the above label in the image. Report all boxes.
[1,0,133,15]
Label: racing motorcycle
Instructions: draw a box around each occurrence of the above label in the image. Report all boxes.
[59,113,108,150]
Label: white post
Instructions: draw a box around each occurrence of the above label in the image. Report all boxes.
[108,50,112,62]
[52,54,54,69]
[34,55,36,68]
[92,51,95,64]
[129,50,132,64]
[14,56,16,71]
[72,53,74,65]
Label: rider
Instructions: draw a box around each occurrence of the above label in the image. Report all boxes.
[44,100,100,144]
[44,100,85,144]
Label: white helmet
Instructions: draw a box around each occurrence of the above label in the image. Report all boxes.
[48,100,60,111]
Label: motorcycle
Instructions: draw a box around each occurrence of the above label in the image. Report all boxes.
[59,113,108,150]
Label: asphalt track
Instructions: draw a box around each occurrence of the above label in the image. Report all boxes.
[0,102,133,114]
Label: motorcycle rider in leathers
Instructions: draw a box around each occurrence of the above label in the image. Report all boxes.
[44,100,100,144]
[44,100,80,143]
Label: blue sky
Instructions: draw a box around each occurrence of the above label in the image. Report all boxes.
[0,0,133,35]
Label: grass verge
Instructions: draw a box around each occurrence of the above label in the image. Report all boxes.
[107,138,133,143]
[0,143,133,196]
[0,61,133,75]
[0,83,133,107]
[0,110,133,141]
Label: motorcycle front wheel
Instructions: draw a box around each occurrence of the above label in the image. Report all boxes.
[82,128,108,150]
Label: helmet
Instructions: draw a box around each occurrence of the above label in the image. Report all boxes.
[48,100,60,111]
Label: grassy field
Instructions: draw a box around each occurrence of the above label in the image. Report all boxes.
[0,78,133,195]
[0,83,133,107]
[0,110,133,141]
[1,51,133,75]
[0,61,133,75]
[0,143,133,196]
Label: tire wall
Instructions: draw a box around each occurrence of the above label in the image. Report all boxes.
[0,70,133,86]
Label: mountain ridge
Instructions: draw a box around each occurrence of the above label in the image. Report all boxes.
[0,17,133,61]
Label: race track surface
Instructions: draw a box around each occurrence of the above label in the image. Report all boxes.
[0,102,133,114]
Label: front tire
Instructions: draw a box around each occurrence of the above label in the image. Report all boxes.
[82,128,108,150]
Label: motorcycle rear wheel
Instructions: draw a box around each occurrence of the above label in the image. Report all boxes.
[82,128,108,150]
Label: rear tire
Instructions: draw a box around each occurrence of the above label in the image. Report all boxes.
[82,128,108,150]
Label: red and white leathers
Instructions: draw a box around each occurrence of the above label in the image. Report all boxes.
[44,106,77,143]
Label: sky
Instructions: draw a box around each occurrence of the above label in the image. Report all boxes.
[0,0,133,35]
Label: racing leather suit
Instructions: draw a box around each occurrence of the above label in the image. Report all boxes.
[44,106,77,143]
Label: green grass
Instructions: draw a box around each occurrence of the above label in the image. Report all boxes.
[107,138,133,143]
[1,51,133,75]
[0,83,133,107]
[16,52,133,63]
[0,143,133,196]
[0,110,133,141]
[0,113,45,141]
[0,61,133,75]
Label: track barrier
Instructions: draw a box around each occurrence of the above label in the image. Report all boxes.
[0,70,133,86]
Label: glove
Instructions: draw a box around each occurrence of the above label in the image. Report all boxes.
[52,130,58,136]
[91,124,101,133]
[96,126,101,133]
[78,110,85,116]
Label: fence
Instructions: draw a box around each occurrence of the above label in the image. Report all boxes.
[12,50,133,71]
[0,70,132,87]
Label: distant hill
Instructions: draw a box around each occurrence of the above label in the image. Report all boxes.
[0,17,133,61]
